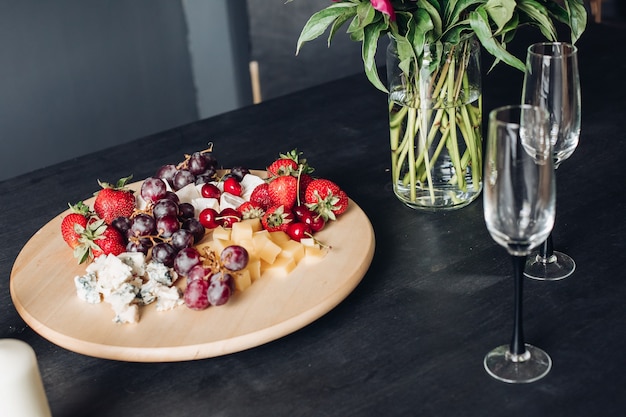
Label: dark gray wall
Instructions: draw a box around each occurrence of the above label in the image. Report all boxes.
[247,0,387,102]
[0,0,252,181]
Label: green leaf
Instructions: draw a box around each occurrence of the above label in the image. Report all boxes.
[564,0,587,43]
[447,0,485,26]
[418,0,443,38]
[328,8,358,46]
[362,19,389,92]
[517,0,557,40]
[296,3,357,54]
[484,0,516,34]
[469,7,524,71]
[347,2,377,33]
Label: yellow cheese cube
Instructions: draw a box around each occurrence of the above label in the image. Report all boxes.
[264,254,296,276]
[212,226,231,241]
[235,238,256,258]
[301,238,328,260]
[279,239,305,263]
[246,258,262,281]
[211,238,234,254]
[256,238,282,264]
[233,269,252,292]
[269,231,290,245]
[231,220,255,242]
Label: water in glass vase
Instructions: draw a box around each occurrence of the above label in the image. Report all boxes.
[388,88,482,211]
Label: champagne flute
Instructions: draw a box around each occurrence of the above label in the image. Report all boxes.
[522,42,581,281]
[483,105,555,383]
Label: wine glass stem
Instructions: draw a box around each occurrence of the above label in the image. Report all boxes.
[538,233,554,259]
[510,255,527,356]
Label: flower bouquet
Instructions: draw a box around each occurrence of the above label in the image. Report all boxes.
[290,0,587,210]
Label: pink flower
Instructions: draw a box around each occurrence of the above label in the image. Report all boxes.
[370,0,396,21]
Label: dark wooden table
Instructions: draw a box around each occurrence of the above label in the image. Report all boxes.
[1,22,625,417]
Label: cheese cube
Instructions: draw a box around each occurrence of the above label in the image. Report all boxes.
[234,269,252,291]
[255,237,282,264]
[279,239,305,263]
[301,238,328,260]
[211,238,234,254]
[246,258,262,281]
[264,254,296,276]
[269,231,290,245]
[213,226,231,241]
[231,220,255,242]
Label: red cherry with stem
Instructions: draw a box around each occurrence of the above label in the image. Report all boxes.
[198,208,220,229]
[286,222,312,242]
[218,208,242,228]
[292,204,311,221]
[305,213,326,232]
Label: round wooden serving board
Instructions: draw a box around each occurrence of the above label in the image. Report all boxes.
[10,180,375,362]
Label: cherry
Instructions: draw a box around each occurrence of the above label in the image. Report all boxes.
[201,183,221,199]
[286,222,312,242]
[218,208,242,228]
[223,177,242,197]
[198,208,220,229]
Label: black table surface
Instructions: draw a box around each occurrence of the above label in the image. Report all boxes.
[1,22,625,417]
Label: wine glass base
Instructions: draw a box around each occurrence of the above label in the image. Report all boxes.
[484,344,552,383]
[524,251,576,281]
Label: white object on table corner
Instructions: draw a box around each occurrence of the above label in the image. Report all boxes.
[0,339,52,417]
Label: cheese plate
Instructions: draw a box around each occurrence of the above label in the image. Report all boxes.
[10,179,375,362]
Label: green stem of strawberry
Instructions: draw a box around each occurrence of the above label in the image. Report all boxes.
[296,165,304,207]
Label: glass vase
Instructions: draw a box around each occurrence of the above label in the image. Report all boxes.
[387,36,483,210]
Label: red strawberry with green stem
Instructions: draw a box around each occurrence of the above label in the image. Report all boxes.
[93,175,136,224]
[267,149,314,178]
[74,219,126,263]
[304,178,349,221]
[237,201,265,220]
[60,201,91,249]
[261,205,294,232]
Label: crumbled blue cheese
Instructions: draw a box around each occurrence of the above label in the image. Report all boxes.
[154,285,183,312]
[87,254,134,298]
[74,252,182,324]
[74,273,101,304]
[118,252,147,277]
[146,260,178,286]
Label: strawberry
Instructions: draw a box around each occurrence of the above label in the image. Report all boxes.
[267,149,314,178]
[93,175,136,224]
[267,158,298,178]
[237,201,265,220]
[60,201,91,249]
[261,205,294,232]
[74,219,126,263]
[268,175,298,209]
[249,183,272,210]
[304,178,349,221]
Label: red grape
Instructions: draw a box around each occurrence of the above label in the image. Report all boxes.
[141,177,168,203]
[220,245,249,271]
[173,247,202,276]
[184,279,209,310]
